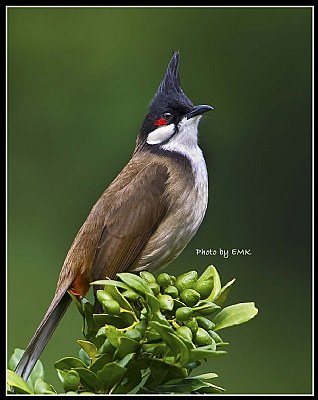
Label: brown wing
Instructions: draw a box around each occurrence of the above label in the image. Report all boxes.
[92,162,169,281]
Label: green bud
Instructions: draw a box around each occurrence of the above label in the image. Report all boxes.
[184,317,199,334]
[180,288,201,307]
[102,299,120,315]
[208,330,223,343]
[122,289,139,302]
[148,282,160,296]
[194,327,213,346]
[164,285,179,298]
[175,271,198,292]
[96,290,113,304]
[140,271,156,283]
[158,294,174,311]
[63,370,80,393]
[176,326,193,342]
[193,277,214,299]
[157,273,171,287]
[79,392,96,395]
[196,316,215,331]
[125,328,142,342]
[170,275,177,284]
[175,306,193,322]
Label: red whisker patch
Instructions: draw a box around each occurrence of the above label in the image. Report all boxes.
[154,118,168,126]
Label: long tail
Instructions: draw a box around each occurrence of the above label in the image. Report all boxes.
[15,291,72,382]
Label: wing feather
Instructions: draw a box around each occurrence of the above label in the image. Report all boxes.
[92,162,169,281]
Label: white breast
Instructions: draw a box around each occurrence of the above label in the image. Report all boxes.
[129,115,209,272]
[161,115,209,225]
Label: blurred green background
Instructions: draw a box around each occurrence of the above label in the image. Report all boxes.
[7,7,312,394]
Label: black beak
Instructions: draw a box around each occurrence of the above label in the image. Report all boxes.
[186,104,214,119]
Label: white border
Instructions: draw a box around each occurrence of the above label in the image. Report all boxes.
[5,5,314,397]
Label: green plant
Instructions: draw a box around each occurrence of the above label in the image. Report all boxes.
[7,265,258,394]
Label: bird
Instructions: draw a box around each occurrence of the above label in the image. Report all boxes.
[15,50,213,381]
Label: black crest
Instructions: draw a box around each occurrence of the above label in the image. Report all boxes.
[151,51,193,112]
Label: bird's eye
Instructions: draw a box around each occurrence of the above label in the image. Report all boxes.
[163,112,173,120]
[154,112,173,127]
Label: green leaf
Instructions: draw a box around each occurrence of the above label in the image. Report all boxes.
[91,279,130,290]
[141,375,226,394]
[8,348,24,370]
[114,368,142,394]
[33,378,56,394]
[83,301,99,333]
[139,378,197,394]
[115,355,150,393]
[192,301,221,316]
[174,378,209,392]
[103,325,124,348]
[8,348,45,390]
[6,369,33,394]
[117,352,135,368]
[196,381,226,393]
[93,313,128,329]
[145,292,161,314]
[148,359,169,386]
[74,368,98,392]
[214,278,236,306]
[142,342,166,355]
[205,266,222,302]
[97,362,127,393]
[145,359,187,388]
[97,338,116,356]
[117,273,152,296]
[115,337,140,359]
[145,327,161,341]
[197,266,214,284]
[56,368,67,383]
[190,372,218,380]
[28,359,45,390]
[191,379,225,393]
[149,321,189,366]
[85,329,105,348]
[90,353,113,374]
[69,293,87,337]
[213,302,258,331]
[188,347,226,364]
[69,291,85,317]
[54,357,87,371]
[79,348,91,366]
[96,326,108,338]
[77,340,97,362]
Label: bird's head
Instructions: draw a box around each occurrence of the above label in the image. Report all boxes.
[136,51,213,152]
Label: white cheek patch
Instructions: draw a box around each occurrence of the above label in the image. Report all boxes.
[146,124,175,145]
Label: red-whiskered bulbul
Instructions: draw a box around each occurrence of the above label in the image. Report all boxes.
[15,51,213,380]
